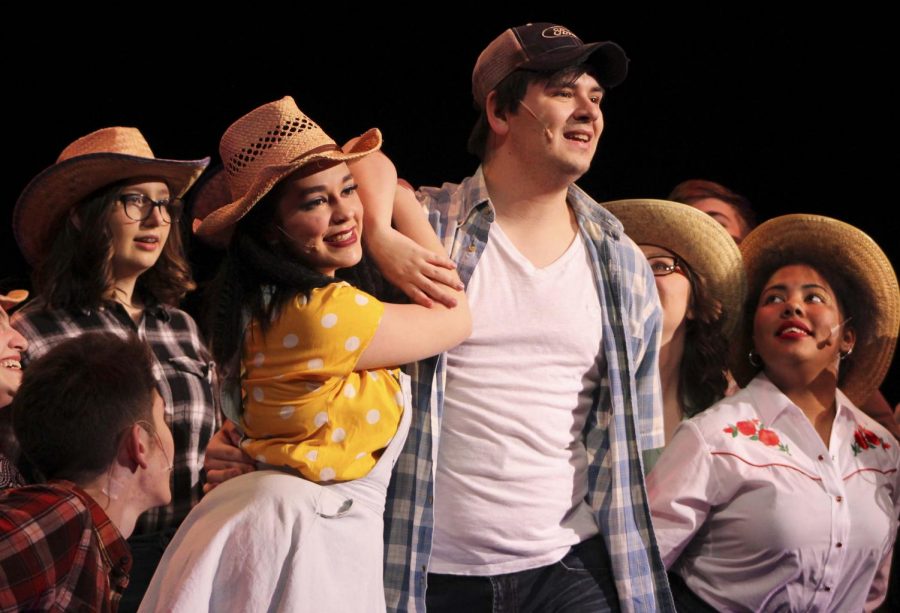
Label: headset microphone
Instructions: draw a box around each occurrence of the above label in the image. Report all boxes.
[817,316,853,348]
[519,101,553,142]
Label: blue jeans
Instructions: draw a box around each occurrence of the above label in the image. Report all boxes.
[426,534,621,613]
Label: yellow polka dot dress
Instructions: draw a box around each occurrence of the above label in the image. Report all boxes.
[240,282,403,482]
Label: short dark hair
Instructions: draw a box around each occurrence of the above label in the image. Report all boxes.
[36,182,196,311]
[669,179,757,236]
[12,332,158,483]
[467,64,598,160]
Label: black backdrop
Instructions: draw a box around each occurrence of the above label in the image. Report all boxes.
[4,10,897,400]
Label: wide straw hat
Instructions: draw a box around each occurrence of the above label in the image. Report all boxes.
[0,290,28,312]
[194,96,382,243]
[733,214,899,405]
[602,199,746,336]
[13,127,210,266]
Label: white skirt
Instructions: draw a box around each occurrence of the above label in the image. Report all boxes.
[139,375,413,613]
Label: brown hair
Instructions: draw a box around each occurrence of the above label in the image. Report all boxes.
[669,179,757,238]
[12,332,158,483]
[35,182,195,310]
[680,263,731,415]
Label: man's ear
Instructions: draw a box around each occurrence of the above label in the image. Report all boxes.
[122,424,150,471]
[485,91,510,137]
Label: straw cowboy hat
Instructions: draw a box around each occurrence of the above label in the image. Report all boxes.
[194,96,382,243]
[601,198,747,336]
[13,127,209,266]
[733,214,899,405]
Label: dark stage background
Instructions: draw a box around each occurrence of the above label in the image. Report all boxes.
[3,11,897,401]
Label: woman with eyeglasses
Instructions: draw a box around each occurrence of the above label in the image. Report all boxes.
[10,127,218,612]
[603,200,745,457]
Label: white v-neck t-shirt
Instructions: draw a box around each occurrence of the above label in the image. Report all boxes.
[430,222,604,575]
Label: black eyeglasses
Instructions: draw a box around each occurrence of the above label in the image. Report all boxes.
[646,255,687,278]
[117,193,183,223]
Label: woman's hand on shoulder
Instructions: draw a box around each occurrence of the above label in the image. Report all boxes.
[366,226,463,308]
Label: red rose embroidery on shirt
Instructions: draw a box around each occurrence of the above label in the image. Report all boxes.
[851,426,890,456]
[737,420,758,436]
[723,419,790,454]
[758,429,780,446]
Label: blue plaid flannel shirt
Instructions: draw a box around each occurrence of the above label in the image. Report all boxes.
[382,168,674,612]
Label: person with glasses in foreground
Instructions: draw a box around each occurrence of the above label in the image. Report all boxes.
[602,200,745,457]
[10,127,217,611]
[0,332,174,612]
[647,214,900,611]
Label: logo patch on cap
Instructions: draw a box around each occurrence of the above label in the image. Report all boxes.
[542,26,576,39]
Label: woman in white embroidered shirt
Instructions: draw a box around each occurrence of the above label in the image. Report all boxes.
[647,214,900,611]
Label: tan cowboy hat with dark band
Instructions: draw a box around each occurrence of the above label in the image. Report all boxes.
[602,199,746,336]
[14,127,210,266]
[733,214,900,405]
[194,96,382,243]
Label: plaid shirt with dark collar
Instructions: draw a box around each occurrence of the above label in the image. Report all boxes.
[12,300,220,533]
[0,481,132,612]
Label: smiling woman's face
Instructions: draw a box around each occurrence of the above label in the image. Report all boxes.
[273,162,364,276]
[752,264,854,380]
[0,306,27,408]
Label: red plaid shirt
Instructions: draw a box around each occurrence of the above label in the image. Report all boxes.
[0,481,131,612]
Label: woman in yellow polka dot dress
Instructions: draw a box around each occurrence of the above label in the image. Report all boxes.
[140,97,470,612]
[241,280,408,482]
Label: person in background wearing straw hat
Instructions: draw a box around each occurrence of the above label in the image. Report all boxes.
[0,332,174,613]
[670,179,900,441]
[601,200,745,456]
[647,214,900,611]
[139,96,470,612]
[0,289,28,490]
[10,127,217,612]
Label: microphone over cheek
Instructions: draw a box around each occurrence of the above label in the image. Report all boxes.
[519,101,554,142]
